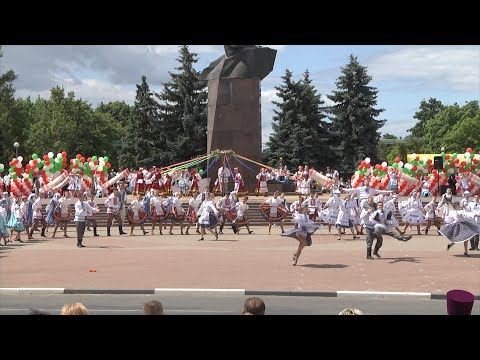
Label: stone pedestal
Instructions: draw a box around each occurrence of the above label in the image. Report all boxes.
[206,78,262,194]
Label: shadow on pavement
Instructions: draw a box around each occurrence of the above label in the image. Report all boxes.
[380,256,422,263]
[82,246,124,249]
[453,253,480,258]
[301,263,349,269]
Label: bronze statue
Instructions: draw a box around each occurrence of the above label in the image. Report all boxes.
[200,45,277,81]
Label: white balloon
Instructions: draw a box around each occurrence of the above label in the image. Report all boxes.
[57,153,62,158]
[466,157,472,163]
[465,152,471,158]
[365,157,371,164]
[381,162,387,167]
[399,161,404,168]
[17,156,23,162]
[475,154,480,161]
[48,152,54,158]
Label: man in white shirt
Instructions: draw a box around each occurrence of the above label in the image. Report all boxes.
[74,192,95,248]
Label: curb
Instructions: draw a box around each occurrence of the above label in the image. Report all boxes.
[1,288,479,300]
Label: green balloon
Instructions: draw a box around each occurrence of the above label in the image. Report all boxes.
[392,163,399,168]
[92,156,97,161]
[103,156,109,162]
[32,153,38,159]
[452,153,457,158]
[441,152,445,157]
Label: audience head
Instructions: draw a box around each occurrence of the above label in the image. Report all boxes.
[242,297,265,315]
[338,308,364,315]
[60,302,89,315]
[143,300,164,315]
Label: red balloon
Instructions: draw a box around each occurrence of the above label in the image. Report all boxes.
[460,161,466,167]
[432,169,438,174]
[62,151,67,158]
[466,147,472,153]
[76,154,82,159]
[445,154,450,160]
[395,157,401,163]
[80,157,85,163]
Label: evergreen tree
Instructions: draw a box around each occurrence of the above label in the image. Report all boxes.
[155,45,207,165]
[263,69,301,168]
[327,55,385,177]
[119,75,159,168]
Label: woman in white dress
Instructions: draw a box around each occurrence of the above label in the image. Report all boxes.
[401,191,425,235]
[335,194,360,240]
[197,192,219,241]
[127,194,149,236]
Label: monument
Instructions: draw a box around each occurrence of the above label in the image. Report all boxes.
[200,45,277,194]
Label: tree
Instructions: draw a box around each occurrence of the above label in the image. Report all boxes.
[119,76,159,168]
[0,46,20,162]
[27,87,126,160]
[155,45,207,165]
[408,98,445,140]
[327,54,385,177]
[95,101,131,169]
[263,69,331,171]
[424,100,479,153]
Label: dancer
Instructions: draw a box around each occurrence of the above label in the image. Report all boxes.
[52,191,72,238]
[85,193,100,237]
[255,167,271,197]
[233,167,248,197]
[29,193,47,239]
[466,194,480,250]
[442,211,479,257]
[320,190,341,235]
[185,190,202,235]
[282,203,321,266]
[424,195,441,235]
[197,192,219,241]
[127,194,149,235]
[335,194,360,241]
[150,189,165,235]
[0,200,10,245]
[401,191,425,235]
[261,191,287,234]
[7,195,26,243]
[231,195,253,235]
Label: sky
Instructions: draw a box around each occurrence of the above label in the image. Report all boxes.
[1,45,479,147]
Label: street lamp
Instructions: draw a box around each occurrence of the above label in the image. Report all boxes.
[13,142,19,158]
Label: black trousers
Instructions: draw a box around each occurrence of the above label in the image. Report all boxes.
[366,227,383,252]
[75,220,86,245]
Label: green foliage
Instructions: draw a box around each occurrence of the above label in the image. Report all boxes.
[119,76,159,168]
[423,101,479,152]
[155,45,208,165]
[263,69,330,171]
[327,54,385,176]
[25,87,126,162]
[408,97,445,139]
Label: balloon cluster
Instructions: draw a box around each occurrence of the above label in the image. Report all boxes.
[40,151,68,178]
[440,147,478,174]
[8,156,25,179]
[70,154,111,178]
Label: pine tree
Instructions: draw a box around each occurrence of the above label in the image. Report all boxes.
[156,45,207,165]
[263,69,331,171]
[119,75,158,168]
[327,55,385,176]
[263,69,301,168]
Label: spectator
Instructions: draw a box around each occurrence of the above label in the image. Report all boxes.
[60,302,89,315]
[338,308,364,315]
[143,300,164,315]
[242,297,266,315]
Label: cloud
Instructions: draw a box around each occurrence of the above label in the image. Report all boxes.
[260,89,280,147]
[368,46,480,91]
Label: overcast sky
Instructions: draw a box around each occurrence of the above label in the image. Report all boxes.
[1,45,479,146]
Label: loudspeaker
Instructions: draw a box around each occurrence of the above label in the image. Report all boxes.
[433,156,444,170]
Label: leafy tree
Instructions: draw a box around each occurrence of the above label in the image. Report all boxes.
[0,46,20,162]
[408,97,445,140]
[26,87,125,160]
[155,45,207,165]
[95,101,131,169]
[327,55,385,176]
[423,101,479,153]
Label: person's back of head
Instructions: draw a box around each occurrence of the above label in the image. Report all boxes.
[242,297,265,315]
[60,302,89,315]
[338,308,363,315]
[143,300,164,315]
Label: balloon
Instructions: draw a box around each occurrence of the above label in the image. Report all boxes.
[452,153,457,158]
[381,162,387,167]
[199,169,205,175]
[365,157,371,164]
[48,152,54,158]
[465,152,471,158]
[104,156,109,162]
[32,153,38,159]
[398,161,404,168]
[395,157,401,163]
[17,156,23,162]
[466,147,472,153]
